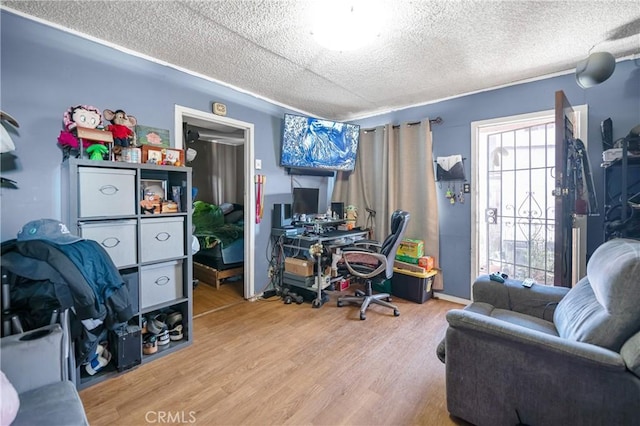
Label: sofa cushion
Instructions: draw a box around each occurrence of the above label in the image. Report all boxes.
[12,381,88,426]
[554,238,640,351]
[621,330,640,378]
[465,302,559,336]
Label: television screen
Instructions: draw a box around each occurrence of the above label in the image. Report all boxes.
[280,113,360,171]
[292,187,319,215]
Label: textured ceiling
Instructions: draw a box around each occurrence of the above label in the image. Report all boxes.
[3,1,640,121]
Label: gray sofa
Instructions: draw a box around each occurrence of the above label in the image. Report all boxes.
[440,238,640,426]
[0,324,89,426]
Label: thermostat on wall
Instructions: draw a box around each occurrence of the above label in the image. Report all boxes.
[212,102,227,116]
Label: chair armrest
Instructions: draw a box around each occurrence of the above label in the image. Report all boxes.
[351,239,381,249]
[473,275,570,320]
[446,308,626,371]
[0,324,66,393]
[342,250,387,279]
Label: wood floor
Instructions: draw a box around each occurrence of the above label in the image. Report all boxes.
[80,284,467,425]
[193,278,245,317]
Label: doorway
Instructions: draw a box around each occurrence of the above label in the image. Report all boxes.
[174,105,255,306]
[470,106,588,289]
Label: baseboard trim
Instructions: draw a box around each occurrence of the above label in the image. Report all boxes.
[434,293,470,306]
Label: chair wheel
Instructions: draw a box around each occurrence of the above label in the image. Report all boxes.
[360,312,366,320]
[337,300,343,307]
[394,309,400,317]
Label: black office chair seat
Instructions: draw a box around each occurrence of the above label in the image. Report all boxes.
[337,210,410,320]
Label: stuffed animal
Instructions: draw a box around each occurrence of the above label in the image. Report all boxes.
[346,205,358,221]
[57,105,105,160]
[103,109,137,148]
[345,205,357,229]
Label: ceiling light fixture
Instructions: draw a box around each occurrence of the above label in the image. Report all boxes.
[575,51,616,88]
[311,1,384,51]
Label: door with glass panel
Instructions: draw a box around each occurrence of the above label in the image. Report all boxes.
[474,113,557,284]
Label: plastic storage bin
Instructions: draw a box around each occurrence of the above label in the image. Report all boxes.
[391,268,437,303]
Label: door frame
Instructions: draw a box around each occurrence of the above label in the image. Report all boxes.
[470,105,588,294]
[174,105,256,299]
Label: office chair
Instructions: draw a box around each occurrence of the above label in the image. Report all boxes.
[337,210,410,320]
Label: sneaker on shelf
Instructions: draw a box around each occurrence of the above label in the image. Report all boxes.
[146,313,167,335]
[141,317,148,334]
[143,334,158,355]
[157,329,170,348]
[165,311,182,330]
[169,324,184,341]
[85,342,112,375]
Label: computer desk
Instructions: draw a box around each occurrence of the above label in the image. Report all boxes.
[274,227,370,307]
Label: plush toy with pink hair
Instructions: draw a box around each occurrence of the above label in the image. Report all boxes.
[57,105,104,159]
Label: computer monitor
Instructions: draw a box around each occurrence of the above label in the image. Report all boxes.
[292,187,319,216]
[272,203,292,228]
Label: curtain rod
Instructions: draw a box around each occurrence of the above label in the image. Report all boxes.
[362,116,443,133]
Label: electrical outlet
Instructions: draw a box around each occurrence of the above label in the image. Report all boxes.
[463,183,471,193]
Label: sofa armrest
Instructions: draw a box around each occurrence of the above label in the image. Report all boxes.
[446,308,625,370]
[472,275,570,320]
[0,324,66,394]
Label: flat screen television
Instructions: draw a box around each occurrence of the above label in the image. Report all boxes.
[292,187,319,215]
[280,113,360,171]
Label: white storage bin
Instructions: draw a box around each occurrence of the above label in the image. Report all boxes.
[140,261,183,309]
[79,220,137,268]
[78,167,136,217]
[141,217,184,262]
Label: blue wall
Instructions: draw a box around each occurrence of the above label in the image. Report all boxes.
[355,60,639,298]
[2,10,638,299]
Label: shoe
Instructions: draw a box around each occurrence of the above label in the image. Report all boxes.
[141,317,148,334]
[146,313,167,335]
[165,311,182,330]
[85,342,112,375]
[169,324,184,341]
[166,311,184,341]
[157,329,170,348]
[143,334,158,355]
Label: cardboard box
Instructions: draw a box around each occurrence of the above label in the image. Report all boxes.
[284,257,314,277]
[392,268,437,304]
[397,238,424,258]
[136,125,170,147]
[395,254,419,264]
[393,260,426,274]
[418,256,435,271]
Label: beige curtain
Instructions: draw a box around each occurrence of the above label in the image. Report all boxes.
[333,119,442,290]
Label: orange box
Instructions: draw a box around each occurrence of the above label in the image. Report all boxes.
[418,256,434,271]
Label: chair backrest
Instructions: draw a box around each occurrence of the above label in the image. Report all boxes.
[554,238,640,351]
[379,210,410,279]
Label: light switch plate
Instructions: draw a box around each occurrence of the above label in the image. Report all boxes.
[255,159,262,170]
